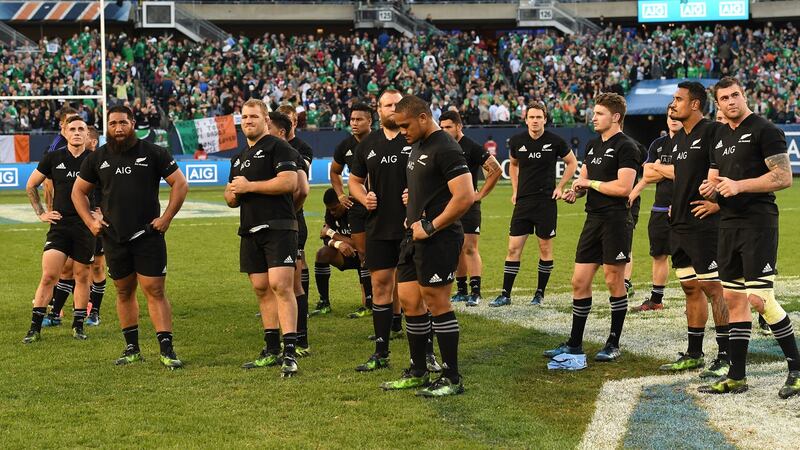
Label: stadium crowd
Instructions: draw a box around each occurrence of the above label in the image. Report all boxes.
[1,21,798,132]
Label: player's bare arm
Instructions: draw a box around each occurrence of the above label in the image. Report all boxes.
[26,170,60,223]
[232,170,297,196]
[555,151,579,199]
[717,153,792,197]
[476,155,502,201]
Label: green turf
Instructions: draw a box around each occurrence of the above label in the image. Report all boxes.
[1,182,797,448]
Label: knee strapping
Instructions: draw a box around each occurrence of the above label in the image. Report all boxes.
[675,267,697,282]
[746,276,785,324]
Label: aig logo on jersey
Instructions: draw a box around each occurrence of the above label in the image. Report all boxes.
[186,164,218,184]
[381,155,398,164]
[0,167,18,187]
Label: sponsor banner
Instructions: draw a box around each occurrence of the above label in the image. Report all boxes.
[638,0,748,23]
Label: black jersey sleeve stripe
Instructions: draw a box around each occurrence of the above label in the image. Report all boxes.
[275,160,298,172]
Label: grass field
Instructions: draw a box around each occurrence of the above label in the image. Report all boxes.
[1,182,799,449]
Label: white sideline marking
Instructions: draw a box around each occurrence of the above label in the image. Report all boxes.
[579,372,695,450]
[0,200,238,224]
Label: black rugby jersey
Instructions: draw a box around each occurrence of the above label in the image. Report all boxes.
[406,130,470,233]
[711,113,786,228]
[37,148,90,218]
[79,139,178,242]
[670,119,722,232]
[323,208,352,243]
[350,128,411,240]
[509,130,570,200]
[646,134,675,209]
[458,135,490,192]
[333,134,361,170]
[582,132,640,215]
[289,136,313,175]
[229,135,300,236]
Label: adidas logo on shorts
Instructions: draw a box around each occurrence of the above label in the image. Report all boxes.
[447,273,454,281]
[44,241,52,247]
[475,226,480,232]
[284,256,294,264]
[55,163,66,169]
[616,252,626,260]
[429,274,442,283]
[763,263,773,273]
[100,161,110,169]
[162,266,167,274]
[550,229,556,237]
[367,150,376,159]
[708,261,718,270]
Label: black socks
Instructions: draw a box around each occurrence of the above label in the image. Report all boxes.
[122,325,140,351]
[501,261,520,297]
[314,263,331,304]
[567,298,592,348]
[536,260,553,296]
[432,311,460,383]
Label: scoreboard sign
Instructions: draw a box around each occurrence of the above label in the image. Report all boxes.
[638,0,748,23]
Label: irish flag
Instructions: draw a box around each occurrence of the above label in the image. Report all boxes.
[174,115,238,154]
[0,135,30,163]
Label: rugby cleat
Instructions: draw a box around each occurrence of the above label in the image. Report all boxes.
[544,342,584,358]
[85,310,101,326]
[450,293,468,303]
[159,351,184,370]
[41,315,62,327]
[529,291,544,306]
[659,352,705,372]
[416,375,464,397]
[630,298,663,313]
[242,349,282,369]
[115,345,143,365]
[22,330,41,344]
[380,368,430,391]
[72,327,88,340]
[698,377,748,395]
[699,358,730,379]
[348,306,372,319]
[295,346,311,358]
[595,344,621,362]
[280,356,298,378]
[466,293,482,307]
[488,295,511,307]
[426,353,442,373]
[355,353,389,372]
[309,301,331,316]
[778,370,800,399]
[757,315,772,336]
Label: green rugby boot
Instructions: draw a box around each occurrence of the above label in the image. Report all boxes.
[115,345,143,366]
[160,351,184,370]
[699,358,730,379]
[355,353,389,372]
[380,368,430,391]
[22,330,41,344]
[416,375,464,397]
[698,377,748,394]
[659,352,704,372]
[778,370,800,399]
[242,349,282,369]
[72,327,88,340]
